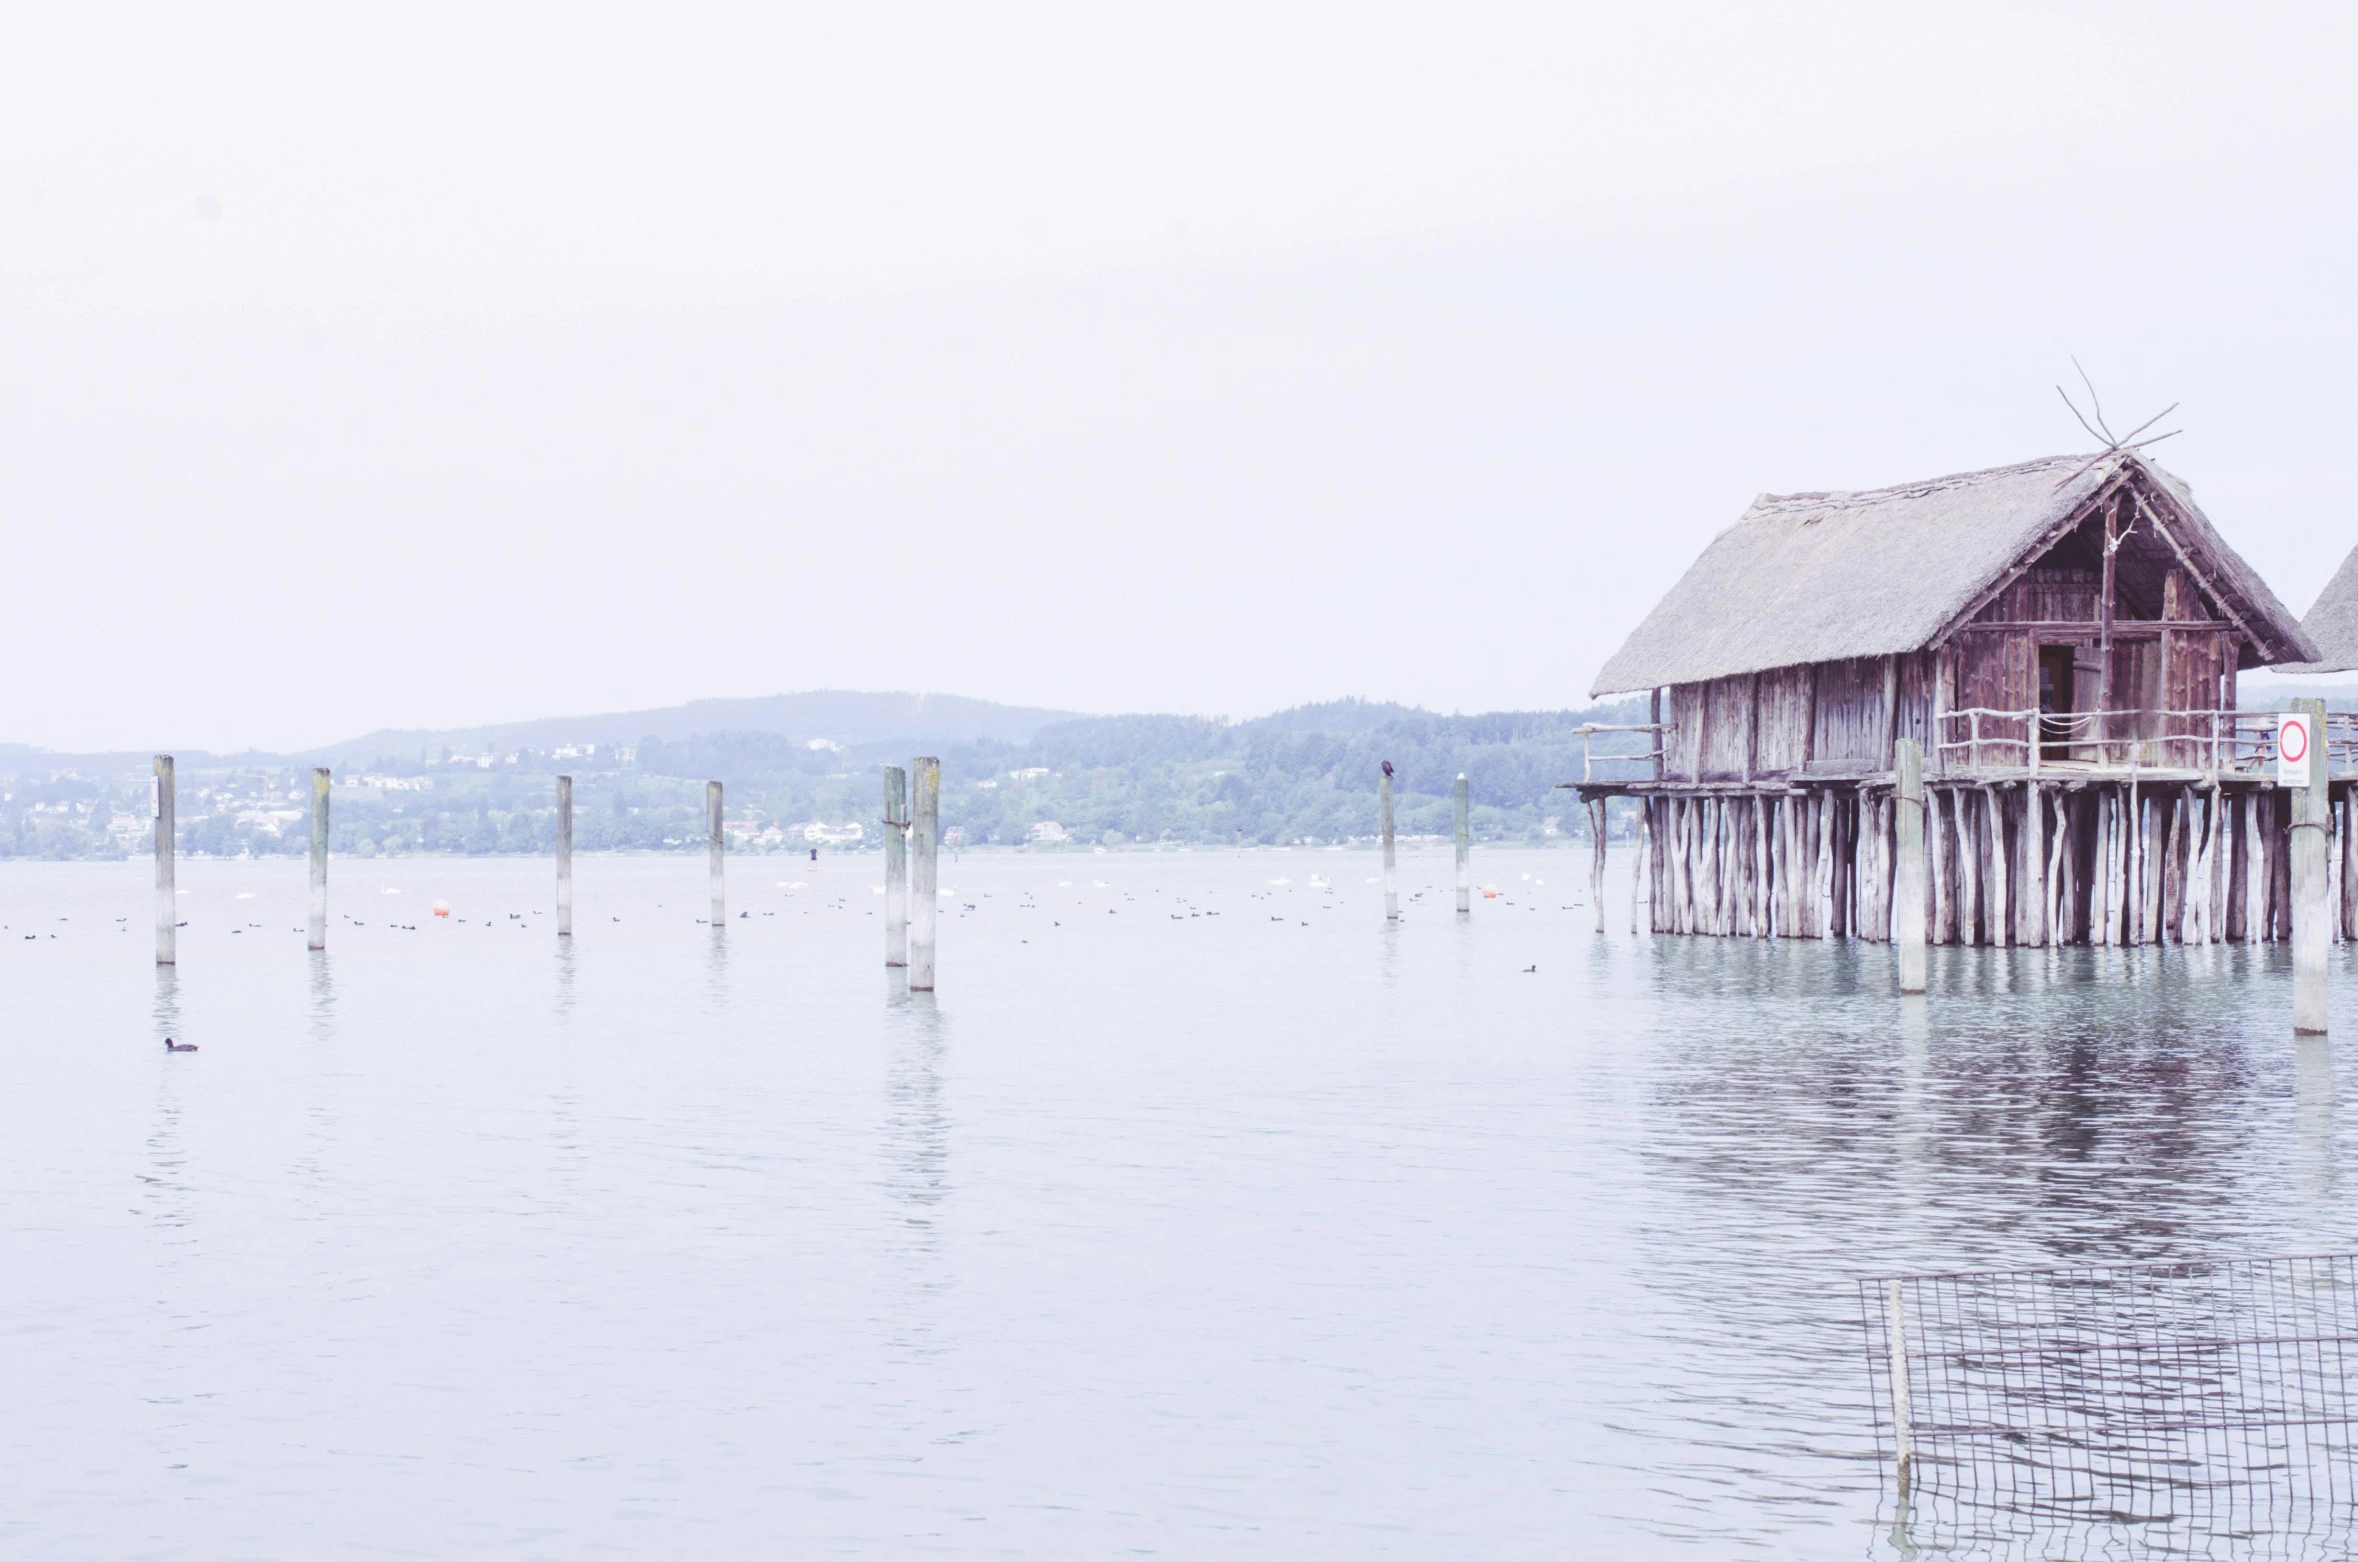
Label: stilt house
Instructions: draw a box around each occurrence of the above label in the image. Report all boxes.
[1579,450,2337,947]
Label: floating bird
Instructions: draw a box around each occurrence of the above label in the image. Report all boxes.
[164,1037,198,1052]
[1522,965,1537,974]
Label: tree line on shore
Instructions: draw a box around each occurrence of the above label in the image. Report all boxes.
[0,698,1652,860]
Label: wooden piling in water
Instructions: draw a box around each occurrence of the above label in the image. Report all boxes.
[1896,741,1926,992]
[1590,796,1608,933]
[910,757,939,991]
[309,767,330,950]
[555,775,573,937]
[707,780,726,923]
[1380,767,1398,922]
[1454,775,1471,916]
[1630,796,1649,934]
[2293,699,2330,1034]
[154,754,175,966]
[884,765,909,967]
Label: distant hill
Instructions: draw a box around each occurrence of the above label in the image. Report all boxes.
[0,691,1654,859]
[291,690,1087,771]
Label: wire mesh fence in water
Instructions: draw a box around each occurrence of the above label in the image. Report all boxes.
[1860,1254,2358,1550]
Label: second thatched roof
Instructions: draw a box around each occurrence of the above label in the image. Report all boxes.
[2273,543,2358,675]
[1591,450,2314,697]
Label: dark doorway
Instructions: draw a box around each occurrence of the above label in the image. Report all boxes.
[2039,645,2076,760]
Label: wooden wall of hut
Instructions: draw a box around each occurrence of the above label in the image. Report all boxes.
[1636,781,2354,947]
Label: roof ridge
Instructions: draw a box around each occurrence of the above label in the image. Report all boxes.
[1748,452,2108,518]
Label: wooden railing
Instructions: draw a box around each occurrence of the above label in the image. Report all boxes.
[1577,723,1667,783]
[1933,708,2358,776]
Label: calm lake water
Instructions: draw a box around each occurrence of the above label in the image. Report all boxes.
[5,847,2357,1559]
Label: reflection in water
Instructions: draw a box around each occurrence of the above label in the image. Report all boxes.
[146,965,192,1237]
[2295,1035,2336,1222]
[554,937,577,1021]
[1624,934,2349,1558]
[308,950,336,1045]
[704,924,729,1012]
[883,994,951,1362]
[152,963,181,1046]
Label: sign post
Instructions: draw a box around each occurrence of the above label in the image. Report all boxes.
[2280,710,2313,790]
[2287,702,2329,1035]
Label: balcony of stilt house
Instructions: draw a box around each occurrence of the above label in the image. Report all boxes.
[1569,448,2345,947]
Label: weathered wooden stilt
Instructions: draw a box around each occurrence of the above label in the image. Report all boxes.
[1928,788,1950,945]
[1589,795,1608,934]
[707,779,726,923]
[1897,741,1926,992]
[555,774,573,937]
[2293,700,2330,1034]
[1454,775,1471,916]
[154,754,175,966]
[2211,781,2228,945]
[910,757,940,990]
[2275,789,2295,943]
[1380,767,1398,922]
[1986,787,2010,949]
[308,766,329,951]
[1631,798,1649,934]
[884,765,909,967]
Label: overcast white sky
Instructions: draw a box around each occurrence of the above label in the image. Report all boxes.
[5,3,2356,751]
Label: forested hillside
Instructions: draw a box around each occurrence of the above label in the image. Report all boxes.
[0,697,1653,858]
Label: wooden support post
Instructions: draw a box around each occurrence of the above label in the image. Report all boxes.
[910,757,940,991]
[154,754,175,966]
[1928,788,1950,946]
[1589,796,1608,934]
[1455,774,1472,916]
[1885,1278,1915,1491]
[884,765,909,967]
[1380,767,1398,922]
[1631,798,1649,934]
[2293,699,2330,1034]
[2245,788,2264,944]
[707,779,726,923]
[2329,783,2348,943]
[1897,742,1927,992]
[555,774,573,937]
[1707,802,1726,934]
[1818,791,1835,940]
[1987,787,2010,949]
[309,766,330,950]
[2210,782,2227,945]
[2027,783,2047,948]
[2276,790,2295,943]
[2166,789,2188,944]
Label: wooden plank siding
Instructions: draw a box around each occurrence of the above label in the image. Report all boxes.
[1755,667,1814,776]
[1810,658,1892,774]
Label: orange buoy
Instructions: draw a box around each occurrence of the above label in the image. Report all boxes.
[432,900,451,918]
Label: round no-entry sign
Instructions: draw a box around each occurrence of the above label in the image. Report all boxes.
[2279,711,2312,787]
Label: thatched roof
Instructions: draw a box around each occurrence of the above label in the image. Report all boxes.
[1591,451,2315,696]
[2273,542,2358,674]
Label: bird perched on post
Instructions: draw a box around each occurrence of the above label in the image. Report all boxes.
[1381,760,1394,779]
